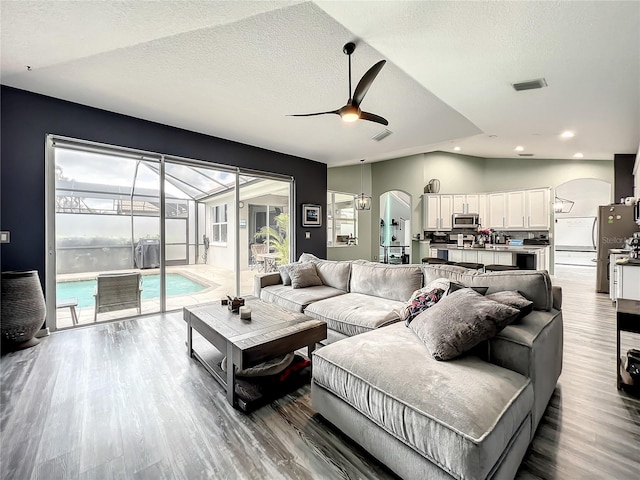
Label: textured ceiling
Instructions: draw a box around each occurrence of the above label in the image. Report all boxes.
[1,1,638,166]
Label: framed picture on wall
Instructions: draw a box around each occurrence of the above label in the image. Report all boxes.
[302,204,322,227]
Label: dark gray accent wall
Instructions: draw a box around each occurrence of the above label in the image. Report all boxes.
[0,86,327,293]
[613,153,635,201]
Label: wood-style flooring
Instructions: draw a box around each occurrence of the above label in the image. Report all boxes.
[1,265,639,479]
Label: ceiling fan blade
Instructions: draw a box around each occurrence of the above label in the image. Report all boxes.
[360,111,388,126]
[287,110,339,117]
[352,60,386,107]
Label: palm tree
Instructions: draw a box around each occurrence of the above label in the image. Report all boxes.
[254,212,289,264]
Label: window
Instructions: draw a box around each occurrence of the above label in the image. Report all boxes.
[327,191,357,246]
[212,204,228,245]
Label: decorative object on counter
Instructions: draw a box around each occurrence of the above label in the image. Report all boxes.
[224,296,245,313]
[627,232,640,259]
[354,159,372,210]
[239,306,252,320]
[477,228,493,245]
[1,270,46,350]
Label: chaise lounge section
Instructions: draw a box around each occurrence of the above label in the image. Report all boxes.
[255,257,563,480]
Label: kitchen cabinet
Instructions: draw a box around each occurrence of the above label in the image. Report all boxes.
[448,250,463,263]
[619,264,640,301]
[478,194,487,228]
[453,194,482,215]
[495,251,515,266]
[438,248,517,266]
[506,191,526,229]
[422,194,453,231]
[535,247,549,271]
[526,188,550,229]
[425,188,549,232]
[488,193,507,229]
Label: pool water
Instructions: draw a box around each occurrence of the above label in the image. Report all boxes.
[57,273,206,308]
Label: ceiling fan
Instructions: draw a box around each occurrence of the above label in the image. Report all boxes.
[289,42,388,126]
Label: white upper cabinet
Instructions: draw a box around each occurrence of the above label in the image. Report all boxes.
[526,188,551,229]
[423,188,550,231]
[506,191,526,229]
[453,195,466,213]
[422,194,453,231]
[440,195,453,230]
[488,193,506,229]
[478,194,487,228]
[453,194,481,214]
[465,194,481,214]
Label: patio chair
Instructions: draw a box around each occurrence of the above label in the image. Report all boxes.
[93,272,143,322]
[250,243,268,271]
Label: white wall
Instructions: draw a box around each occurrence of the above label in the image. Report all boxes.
[483,158,614,196]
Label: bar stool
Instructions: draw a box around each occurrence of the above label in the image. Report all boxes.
[421,257,449,265]
[454,262,484,270]
[485,264,520,272]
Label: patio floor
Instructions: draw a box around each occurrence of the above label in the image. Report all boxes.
[55,264,268,330]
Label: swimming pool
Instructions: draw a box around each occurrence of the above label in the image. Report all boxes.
[56,273,207,308]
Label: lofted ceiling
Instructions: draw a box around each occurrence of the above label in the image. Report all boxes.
[1,1,638,167]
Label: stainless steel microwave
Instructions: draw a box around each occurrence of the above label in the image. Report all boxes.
[452,213,480,229]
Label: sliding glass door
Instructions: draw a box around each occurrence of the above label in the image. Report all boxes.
[46,137,292,330]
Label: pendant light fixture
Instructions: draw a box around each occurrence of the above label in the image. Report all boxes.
[354,159,371,210]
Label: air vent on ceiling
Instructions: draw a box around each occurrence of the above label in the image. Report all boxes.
[518,153,535,157]
[512,78,547,91]
[372,129,393,142]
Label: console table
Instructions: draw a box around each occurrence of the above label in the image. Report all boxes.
[616,298,640,390]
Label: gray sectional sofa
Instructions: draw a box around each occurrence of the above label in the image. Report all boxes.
[254,255,563,480]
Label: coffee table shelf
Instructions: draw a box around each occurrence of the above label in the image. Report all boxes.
[184,297,327,411]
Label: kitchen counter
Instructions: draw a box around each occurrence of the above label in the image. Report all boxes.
[438,244,548,253]
[434,245,549,270]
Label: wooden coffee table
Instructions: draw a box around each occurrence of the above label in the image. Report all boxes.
[184,296,327,410]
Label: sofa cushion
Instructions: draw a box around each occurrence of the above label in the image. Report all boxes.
[289,262,323,289]
[298,253,352,291]
[304,293,404,337]
[486,290,534,320]
[313,322,533,480]
[277,262,299,286]
[422,265,553,311]
[259,284,345,313]
[409,288,520,361]
[350,263,423,302]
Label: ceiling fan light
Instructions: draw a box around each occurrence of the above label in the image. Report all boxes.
[354,193,372,210]
[341,112,360,122]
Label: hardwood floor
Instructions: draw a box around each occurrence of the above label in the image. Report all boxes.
[1,265,639,479]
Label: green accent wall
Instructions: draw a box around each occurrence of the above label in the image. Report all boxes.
[328,151,615,262]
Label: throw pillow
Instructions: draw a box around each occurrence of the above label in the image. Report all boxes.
[486,290,534,320]
[278,262,299,286]
[448,282,489,296]
[398,288,445,325]
[289,262,323,289]
[409,288,520,361]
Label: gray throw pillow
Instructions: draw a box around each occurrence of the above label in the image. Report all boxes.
[409,288,520,361]
[486,290,534,320]
[278,262,299,286]
[289,262,323,289]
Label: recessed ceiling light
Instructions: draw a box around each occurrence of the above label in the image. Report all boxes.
[515,146,524,152]
[453,146,461,151]
[573,152,584,158]
[561,131,575,138]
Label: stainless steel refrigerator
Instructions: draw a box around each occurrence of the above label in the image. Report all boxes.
[596,204,639,292]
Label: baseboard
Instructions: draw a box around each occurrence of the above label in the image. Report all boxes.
[35,328,50,338]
